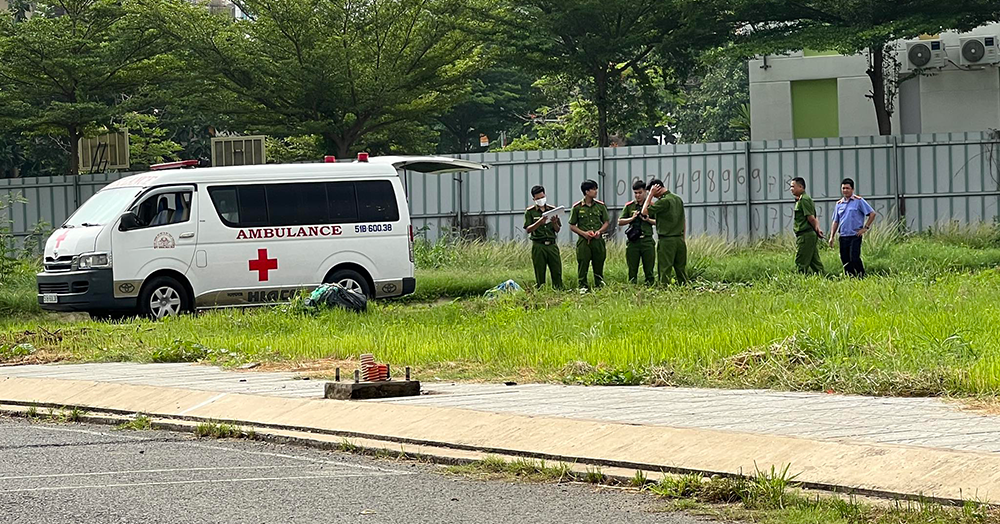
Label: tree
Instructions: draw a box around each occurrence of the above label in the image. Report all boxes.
[434,67,540,153]
[734,0,1000,135]
[0,0,171,175]
[147,0,485,158]
[493,0,731,147]
[673,52,750,143]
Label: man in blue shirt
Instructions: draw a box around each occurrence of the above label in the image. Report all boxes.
[828,178,876,277]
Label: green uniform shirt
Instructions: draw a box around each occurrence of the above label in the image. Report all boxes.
[569,199,609,233]
[794,193,816,233]
[621,201,654,239]
[524,205,558,241]
[648,192,685,237]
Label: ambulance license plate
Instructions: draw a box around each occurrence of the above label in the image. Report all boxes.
[43,294,58,304]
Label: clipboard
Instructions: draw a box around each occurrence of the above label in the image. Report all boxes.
[541,206,565,219]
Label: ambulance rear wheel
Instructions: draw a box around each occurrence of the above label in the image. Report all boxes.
[139,276,191,320]
[326,269,371,298]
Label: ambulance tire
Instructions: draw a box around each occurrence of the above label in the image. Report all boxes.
[138,276,191,320]
[326,269,372,299]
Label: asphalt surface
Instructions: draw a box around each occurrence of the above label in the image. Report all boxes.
[0,417,702,524]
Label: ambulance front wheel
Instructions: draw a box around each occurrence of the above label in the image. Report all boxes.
[326,269,371,298]
[138,276,191,320]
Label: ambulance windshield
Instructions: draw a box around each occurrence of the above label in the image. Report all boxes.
[63,187,142,228]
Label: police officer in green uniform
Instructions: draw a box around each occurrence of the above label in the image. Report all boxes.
[569,179,609,289]
[618,179,656,285]
[523,185,563,289]
[642,179,688,285]
[789,177,825,274]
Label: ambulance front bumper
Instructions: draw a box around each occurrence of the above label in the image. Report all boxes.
[36,269,136,312]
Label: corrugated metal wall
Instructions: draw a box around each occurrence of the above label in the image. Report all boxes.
[3,132,999,244]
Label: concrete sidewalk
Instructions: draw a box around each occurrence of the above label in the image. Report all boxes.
[2,362,999,502]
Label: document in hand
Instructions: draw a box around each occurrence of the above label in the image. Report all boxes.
[542,206,565,219]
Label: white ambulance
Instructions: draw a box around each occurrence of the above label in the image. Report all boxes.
[36,155,489,319]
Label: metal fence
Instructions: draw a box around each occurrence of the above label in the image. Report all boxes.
[3,132,1000,246]
[407,131,1000,242]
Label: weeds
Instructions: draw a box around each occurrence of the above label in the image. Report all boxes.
[193,421,254,439]
[446,456,573,483]
[115,414,152,431]
[630,470,648,488]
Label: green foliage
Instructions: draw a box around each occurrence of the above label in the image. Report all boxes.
[146,0,485,158]
[117,112,182,169]
[150,339,210,363]
[194,421,253,439]
[0,0,174,175]
[266,135,325,164]
[674,53,750,143]
[0,342,35,361]
[494,0,731,147]
[447,455,574,482]
[435,67,541,153]
[0,192,27,283]
[115,414,153,431]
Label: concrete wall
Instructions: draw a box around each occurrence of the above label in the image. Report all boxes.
[749,23,1000,141]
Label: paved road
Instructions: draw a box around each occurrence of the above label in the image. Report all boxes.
[5,363,1000,453]
[0,417,696,524]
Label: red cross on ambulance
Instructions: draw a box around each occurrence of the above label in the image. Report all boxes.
[54,230,69,248]
[248,248,278,281]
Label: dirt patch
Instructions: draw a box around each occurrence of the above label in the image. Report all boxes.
[951,397,1000,416]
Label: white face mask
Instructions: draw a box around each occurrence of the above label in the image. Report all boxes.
[534,197,547,207]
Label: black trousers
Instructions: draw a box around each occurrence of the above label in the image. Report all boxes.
[839,235,865,277]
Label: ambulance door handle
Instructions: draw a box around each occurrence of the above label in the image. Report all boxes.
[180,232,195,239]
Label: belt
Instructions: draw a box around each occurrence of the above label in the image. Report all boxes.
[532,239,555,245]
[657,234,682,239]
[795,229,814,237]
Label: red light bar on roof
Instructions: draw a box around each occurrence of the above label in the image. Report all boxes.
[324,155,337,163]
[150,160,200,171]
[357,152,369,162]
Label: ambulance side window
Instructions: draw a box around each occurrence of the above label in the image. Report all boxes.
[237,186,268,226]
[356,181,399,222]
[327,182,359,223]
[211,189,239,224]
[267,182,327,225]
[133,190,192,229]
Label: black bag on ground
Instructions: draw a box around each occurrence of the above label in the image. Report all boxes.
[625,215,644,243]
[305,283,367,313]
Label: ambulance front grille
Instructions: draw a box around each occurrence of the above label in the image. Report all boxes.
[44,256,73,272]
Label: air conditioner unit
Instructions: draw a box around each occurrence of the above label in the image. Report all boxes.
[79,130,130,173]
[905,40,946,70]
[210,135,267,167]
[959,36,1000,66]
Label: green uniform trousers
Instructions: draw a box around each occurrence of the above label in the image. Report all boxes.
[795,230,824,274]
[626,239,656,285]
[531,241,563,289]
[657,236,688,285]
[576,237,606,289]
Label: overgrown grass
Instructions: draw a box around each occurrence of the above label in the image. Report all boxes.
[410,222,1000,298]
[5,226,1000,397]
[0,259,41,318]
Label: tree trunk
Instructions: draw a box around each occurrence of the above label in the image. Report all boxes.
[866,45,893,136]
[68,125,80,176]
[595,70,610,147]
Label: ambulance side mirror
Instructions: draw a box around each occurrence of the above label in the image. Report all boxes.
[119,211,140,232]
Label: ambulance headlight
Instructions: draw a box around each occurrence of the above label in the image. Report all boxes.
[73,252,112,270]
